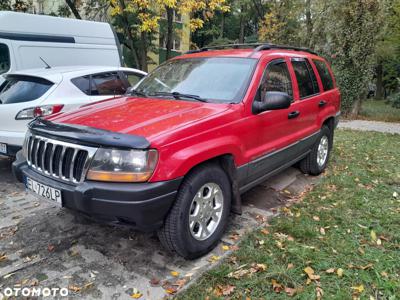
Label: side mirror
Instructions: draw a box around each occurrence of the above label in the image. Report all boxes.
[252,91,292,114]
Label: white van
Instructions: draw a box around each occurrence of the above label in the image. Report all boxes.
[0,11,123,85]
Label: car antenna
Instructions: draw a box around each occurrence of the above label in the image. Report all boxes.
[39,57,51,69]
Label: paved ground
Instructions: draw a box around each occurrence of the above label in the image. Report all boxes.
[339,119,400,134]
[0,156,317,299]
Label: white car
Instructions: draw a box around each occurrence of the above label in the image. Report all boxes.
[0,66,146,156]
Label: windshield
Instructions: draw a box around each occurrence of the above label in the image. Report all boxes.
[136,57,257,103]
[0,44,10,75]
[0,75,53,104]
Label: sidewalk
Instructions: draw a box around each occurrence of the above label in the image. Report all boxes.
[338,119,400,134]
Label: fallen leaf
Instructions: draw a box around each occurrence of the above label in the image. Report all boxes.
[271,279,284,293]
[316,286,324,300]
[380,271,388,278]
[313,216,320,221]
[370,230,377,241]
[170,271,179,277]
[336,268,344,277]
[351,284,364,293]
[208,255,220,263]
[47,244,55,252]
[325,268,335,274]
[222,245,230,251]
[285,287,302,297]
[0,253,7,261]
[393,191,398,198]
[216,284,235,296]
[68,285,81,293]
[287,263,294,270]
[320,227,326,235]
[376,238,382,246]
[258,240,265,245]
[261,228,270,235]
[173,278,187,289]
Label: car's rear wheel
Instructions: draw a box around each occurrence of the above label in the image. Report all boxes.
[158,163,231,259]
[299,125,332,175]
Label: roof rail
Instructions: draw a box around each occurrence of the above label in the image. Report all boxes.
[185,43,318,56]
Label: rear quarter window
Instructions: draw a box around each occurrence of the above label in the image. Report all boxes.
[313,60,334,91]
[71,76,90,95]
[0,75,53,104]
[291,58,320,98]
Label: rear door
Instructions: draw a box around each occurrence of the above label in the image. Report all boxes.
[289,57,322,137]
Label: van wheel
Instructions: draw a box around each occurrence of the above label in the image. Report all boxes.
[158,163,231,259]
[299,125,332,175]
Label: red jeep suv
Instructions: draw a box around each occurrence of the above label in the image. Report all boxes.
[13,44,340,259]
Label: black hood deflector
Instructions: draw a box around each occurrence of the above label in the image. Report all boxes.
[28,118,150,149]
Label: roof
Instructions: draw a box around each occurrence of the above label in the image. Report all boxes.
[5,66,147,83]
[0,11,116,45]
[177,43,321,60]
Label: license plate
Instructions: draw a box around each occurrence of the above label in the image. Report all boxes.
[0,143,6,154]
[25,177,62,206]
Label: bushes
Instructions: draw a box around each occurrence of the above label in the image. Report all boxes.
[386,93,400,108]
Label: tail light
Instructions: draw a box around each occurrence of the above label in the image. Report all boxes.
[15,104,64,120]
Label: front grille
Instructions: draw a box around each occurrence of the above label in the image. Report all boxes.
[26,133,97,183]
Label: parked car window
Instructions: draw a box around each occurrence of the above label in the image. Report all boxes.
[256,60,293,102]
[136,57,257,103]
[91,72,127,96]
[122,72,144,87]
[0,75,53,104]
[313,60,334,91]
[0,43,10,75]
[305,59,320,94]
[71,76,90,95]
[292,58,319,98]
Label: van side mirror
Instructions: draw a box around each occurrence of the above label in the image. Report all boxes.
[252,91,292,114]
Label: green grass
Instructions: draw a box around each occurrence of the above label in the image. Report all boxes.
[179,130,400,300]
[359,100,400,122]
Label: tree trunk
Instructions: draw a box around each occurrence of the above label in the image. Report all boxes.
[220,13,225,38]
[305,0,312,47]
[139,31,148,72]
[375,60,384,100]
[239,6,245,43]
[65,0,81,19]
[350,97,362,117]
[166,7,174,60]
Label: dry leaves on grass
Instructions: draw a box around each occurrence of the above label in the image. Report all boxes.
[271,279,284,293]
[303,266,320,284]
[214,284,236,296]
[170,271,179,277]
[227,263,267,279]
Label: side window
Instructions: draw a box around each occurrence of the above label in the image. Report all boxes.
[71,76,90,95]
[91,72,127,96]
[256,60,293,102]
[291,58,319,98]
[313,60,334,91]
[0,43,10,75]
[122,72,144,87]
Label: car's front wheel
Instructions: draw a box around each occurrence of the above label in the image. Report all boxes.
[158,163,231,259]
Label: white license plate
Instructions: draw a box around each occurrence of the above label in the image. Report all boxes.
[26,177,62,206]
[0,143,6,154]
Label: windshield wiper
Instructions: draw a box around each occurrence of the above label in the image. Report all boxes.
[150,91,208,103]
[126,88,147,98]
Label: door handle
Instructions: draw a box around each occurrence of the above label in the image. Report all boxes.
[319,100,327,107]
[288,111,300,119]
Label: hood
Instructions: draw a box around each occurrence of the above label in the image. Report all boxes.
[49,96,230,142]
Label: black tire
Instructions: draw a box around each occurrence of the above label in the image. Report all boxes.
[299,125,332,175]
[158,163,231,259]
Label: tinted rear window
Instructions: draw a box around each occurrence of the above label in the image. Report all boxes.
[71,76,90,95]
[292,59,319,98]
[0,75,53,104]
[91,72,127,96]
[0,44,10,75]
[313,60,334,91]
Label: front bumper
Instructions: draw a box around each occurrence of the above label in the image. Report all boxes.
[13,154,182,231]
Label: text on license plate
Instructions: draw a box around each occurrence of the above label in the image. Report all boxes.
[26,177,62,205]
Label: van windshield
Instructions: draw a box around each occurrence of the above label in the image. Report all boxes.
[135,57,257,103]
[0,75,53,104]
[0,44,10,75]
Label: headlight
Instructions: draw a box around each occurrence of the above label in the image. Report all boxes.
[86,148,158,182]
